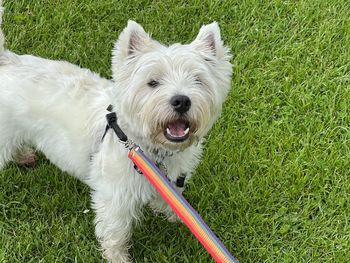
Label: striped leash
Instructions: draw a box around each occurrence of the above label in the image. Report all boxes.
[103,107,238,263]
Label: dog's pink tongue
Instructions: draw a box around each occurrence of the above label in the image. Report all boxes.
[168,120,187,137]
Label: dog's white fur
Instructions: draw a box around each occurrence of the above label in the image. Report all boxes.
[0,2,232,262]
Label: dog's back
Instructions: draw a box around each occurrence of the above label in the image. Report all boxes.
[0,3,113,177]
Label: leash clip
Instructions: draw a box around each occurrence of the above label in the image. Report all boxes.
[119,138,135,150]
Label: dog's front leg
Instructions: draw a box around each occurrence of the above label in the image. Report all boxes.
[92,189,142,263]
[149,186,184,223]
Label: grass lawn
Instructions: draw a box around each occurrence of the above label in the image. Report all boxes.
[1,0,350,262]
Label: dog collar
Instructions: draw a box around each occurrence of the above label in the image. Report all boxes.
[101,105,186,188]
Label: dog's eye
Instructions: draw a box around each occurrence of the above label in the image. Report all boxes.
[147,80,160,88]
[194,76,202,85]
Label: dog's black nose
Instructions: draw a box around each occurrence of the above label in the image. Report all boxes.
[170,95,191,114]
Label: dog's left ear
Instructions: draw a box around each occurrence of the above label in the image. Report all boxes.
[191,22,230,61]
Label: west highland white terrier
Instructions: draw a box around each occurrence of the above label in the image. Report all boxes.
[0,2,232,262]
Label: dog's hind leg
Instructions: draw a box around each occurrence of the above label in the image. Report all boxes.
[0,137,18,169]
[0,140,37,169]
[0,120,27,169]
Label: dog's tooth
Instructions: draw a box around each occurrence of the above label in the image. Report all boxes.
[166,128,171,135]
[184,127,190,135]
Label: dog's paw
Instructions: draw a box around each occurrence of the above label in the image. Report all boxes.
[15,147,38,168]
[167,213,181,223]
[101,239,132,263]
[103,249,132,263]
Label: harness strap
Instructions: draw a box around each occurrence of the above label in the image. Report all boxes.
[176,173,187,188]
[101,105,128,142]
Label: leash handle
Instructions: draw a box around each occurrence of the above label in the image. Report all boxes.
[128,146,238,263]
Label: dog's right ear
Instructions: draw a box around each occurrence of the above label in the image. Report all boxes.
[113,20,152,61]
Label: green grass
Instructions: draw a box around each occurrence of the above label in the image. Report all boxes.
[1,0,350,262]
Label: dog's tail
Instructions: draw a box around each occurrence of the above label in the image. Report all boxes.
[0,0,5,54]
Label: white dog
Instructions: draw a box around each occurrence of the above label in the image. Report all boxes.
[0,2,232,262]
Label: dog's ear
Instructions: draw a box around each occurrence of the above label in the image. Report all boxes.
[191,22,230,61]
[113,20,152,60]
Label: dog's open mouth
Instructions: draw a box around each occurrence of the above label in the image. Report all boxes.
[164,119,190,142]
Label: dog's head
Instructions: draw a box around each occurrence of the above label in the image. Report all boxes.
[111,21,232,151]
